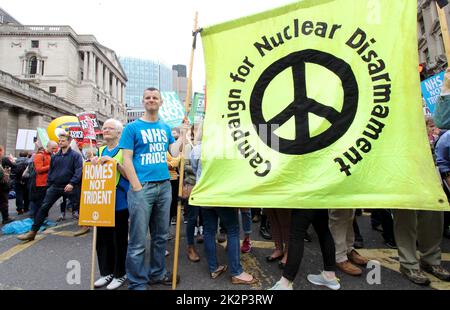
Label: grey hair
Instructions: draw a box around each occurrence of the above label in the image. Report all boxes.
[104,118,123,134]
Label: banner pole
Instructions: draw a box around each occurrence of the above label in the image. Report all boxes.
[90,226,97,290]
[172,11,199,290]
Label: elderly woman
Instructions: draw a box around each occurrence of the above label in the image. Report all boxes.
[92,119,130,290]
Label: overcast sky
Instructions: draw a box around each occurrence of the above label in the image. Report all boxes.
[1,0,295,92]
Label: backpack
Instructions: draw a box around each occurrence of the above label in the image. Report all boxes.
[25,161,37,186]
[15,159,28,184]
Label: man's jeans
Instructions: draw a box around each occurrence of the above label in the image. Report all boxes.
[186,204,201,245]
[32,184,80,232]
[240,209,252,235]
[126,181,171,290]
[202,207,243,277]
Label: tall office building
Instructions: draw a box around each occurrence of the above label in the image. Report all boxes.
[119,57,173,108]
[0,24,128,124]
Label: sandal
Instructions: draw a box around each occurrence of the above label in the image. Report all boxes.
[231,275,258,285]
[210,265,228,279]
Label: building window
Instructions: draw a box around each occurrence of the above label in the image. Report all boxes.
[49,86,56,94]
[31,40,39,48]
[28,56,37,75]
[97,94,100,102]
[40,61,44,75]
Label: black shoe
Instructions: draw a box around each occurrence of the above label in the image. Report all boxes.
[259,226,271,240]
[148,272,180,286]
[2,218,14,225]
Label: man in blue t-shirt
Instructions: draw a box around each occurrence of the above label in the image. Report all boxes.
[119,87,184,290]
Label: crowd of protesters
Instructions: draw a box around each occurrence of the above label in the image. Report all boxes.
[0,68,449,290]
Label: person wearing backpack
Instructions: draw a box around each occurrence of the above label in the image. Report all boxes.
[28,141,58,218]
[14,151,30,215]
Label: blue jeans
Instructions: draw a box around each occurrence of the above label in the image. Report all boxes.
[126,181,171,290]
[240,209,252,235]
[32,184,80,232]
[186,204,201,245]
[202,207,243,277]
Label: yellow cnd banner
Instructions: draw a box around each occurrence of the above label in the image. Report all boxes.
[79,162,116,227]
[190,0,449,210]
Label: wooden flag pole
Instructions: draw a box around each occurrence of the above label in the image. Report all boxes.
[172,11,199,290]
[90,226,97,290]
[89,138,97,290]
[435,2,450,62]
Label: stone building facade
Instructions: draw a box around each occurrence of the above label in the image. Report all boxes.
[0,25,128,124]
[418,0,450,75]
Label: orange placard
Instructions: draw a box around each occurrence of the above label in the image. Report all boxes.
[79,162,116,227]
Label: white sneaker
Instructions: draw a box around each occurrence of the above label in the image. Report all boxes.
[106,275,127,290]
[94,274,113,288]
[307,272,340,290]
[268,280,293,290]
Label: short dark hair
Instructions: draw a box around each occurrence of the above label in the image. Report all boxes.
[58,132,72,141]
[19,151,28,157]
[145,87,160,93]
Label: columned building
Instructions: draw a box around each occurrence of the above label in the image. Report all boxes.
[0,25,128,124]
[0,68,84,154]
[418,0,450,75]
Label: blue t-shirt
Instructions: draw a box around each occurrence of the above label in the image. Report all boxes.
[119,119,175,183]
[101,146,130,211]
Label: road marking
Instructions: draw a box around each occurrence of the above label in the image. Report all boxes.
[0,222,88,265]
[0,235,45,264]
[358,249,450,290]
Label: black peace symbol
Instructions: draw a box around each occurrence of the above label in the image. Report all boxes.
[250,49,359,155]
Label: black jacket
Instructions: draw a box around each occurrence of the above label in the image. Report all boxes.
[47,148,83,187]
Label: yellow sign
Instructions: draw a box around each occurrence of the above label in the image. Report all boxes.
[79,162,116,227]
